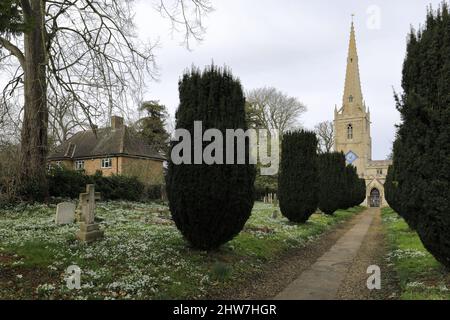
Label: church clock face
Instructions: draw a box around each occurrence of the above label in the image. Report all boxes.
[346,151,358,164]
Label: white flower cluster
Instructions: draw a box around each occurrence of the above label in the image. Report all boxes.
[0,201,352,299]
[386,249,428,261]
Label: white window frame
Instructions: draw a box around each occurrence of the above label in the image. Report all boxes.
[101,158,113,169]
[75,160,85,171]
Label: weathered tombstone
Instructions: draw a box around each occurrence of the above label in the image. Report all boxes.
[272,193,279,219]
[76,185,104,243]
[55,202,76,225]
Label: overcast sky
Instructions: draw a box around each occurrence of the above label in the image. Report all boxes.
[134,0,443,160]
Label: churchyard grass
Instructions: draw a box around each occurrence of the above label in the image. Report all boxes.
[381,208,450,300]
[0,202,363,300]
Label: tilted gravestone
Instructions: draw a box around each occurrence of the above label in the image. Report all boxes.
[55,202,76,225]
[76,184,104,243]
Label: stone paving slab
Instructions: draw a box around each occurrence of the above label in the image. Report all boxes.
[275,208,377,300]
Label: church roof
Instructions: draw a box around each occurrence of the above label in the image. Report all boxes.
[367,160,393,167]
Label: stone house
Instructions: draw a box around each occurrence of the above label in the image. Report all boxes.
[48,116,165,185]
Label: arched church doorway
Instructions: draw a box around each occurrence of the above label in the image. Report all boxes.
[369,188,381,207]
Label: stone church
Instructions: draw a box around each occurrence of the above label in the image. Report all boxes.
[334,22,392,207]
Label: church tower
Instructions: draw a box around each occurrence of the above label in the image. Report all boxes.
[334,21,372,176]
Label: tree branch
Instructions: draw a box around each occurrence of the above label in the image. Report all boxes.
[0,36,25,69]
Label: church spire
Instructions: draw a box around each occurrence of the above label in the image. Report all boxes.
[342,20,364,113]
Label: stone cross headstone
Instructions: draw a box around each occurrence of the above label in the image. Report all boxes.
[76,184,104,243]
[55,202,76,225]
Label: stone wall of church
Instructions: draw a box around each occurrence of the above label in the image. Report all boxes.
[334,113,371,176]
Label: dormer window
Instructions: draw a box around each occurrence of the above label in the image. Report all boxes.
[347,124,353,140]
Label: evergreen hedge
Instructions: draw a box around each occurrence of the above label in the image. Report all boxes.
[278,130,318,223]
[47,167,146,202]
[385,164,402,216]
[390,4,450,267]
[342,165,365,209]
[166,65,256,250]
[318,152,346,215]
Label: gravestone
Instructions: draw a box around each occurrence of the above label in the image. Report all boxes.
[271,210,279,219]
[55,202,76,225]
[76,184,104,243]
[272,194,279,219]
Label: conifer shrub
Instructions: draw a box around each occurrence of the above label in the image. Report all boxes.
[342,164,365,208]
[385,165,402,215]
[278,130,318,223]
[166,65,256,250]
[318,152,346,215]
[392,4,450,267]
[356,178,367,206]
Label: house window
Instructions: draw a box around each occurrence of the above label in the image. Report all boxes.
[101,158,113,169]
[75,160,85,171]
[377,169,383,175]
[347,124,353,140]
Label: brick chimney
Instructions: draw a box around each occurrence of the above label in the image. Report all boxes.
[111,116,124,130]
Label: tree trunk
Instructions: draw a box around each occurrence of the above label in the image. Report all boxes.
[19,0,48,200]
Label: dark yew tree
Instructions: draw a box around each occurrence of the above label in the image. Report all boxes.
[167,65,256,250]
[318,152,346,215]
[392,3,450,267]
[0,0,212,200]
[385,165,400,213]
[278,130,318,223]
[356,178,366,206]
[342,164,363,209]
[385,149,404,218]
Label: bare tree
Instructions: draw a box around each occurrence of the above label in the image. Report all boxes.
[314,120,334,153]
[0,0,212,198]
[48,95,90,147]
[246,87,307,133]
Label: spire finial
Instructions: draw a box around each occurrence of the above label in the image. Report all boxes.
[351,13,355,23]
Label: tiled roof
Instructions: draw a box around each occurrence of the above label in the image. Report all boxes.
[48,126,165,161]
